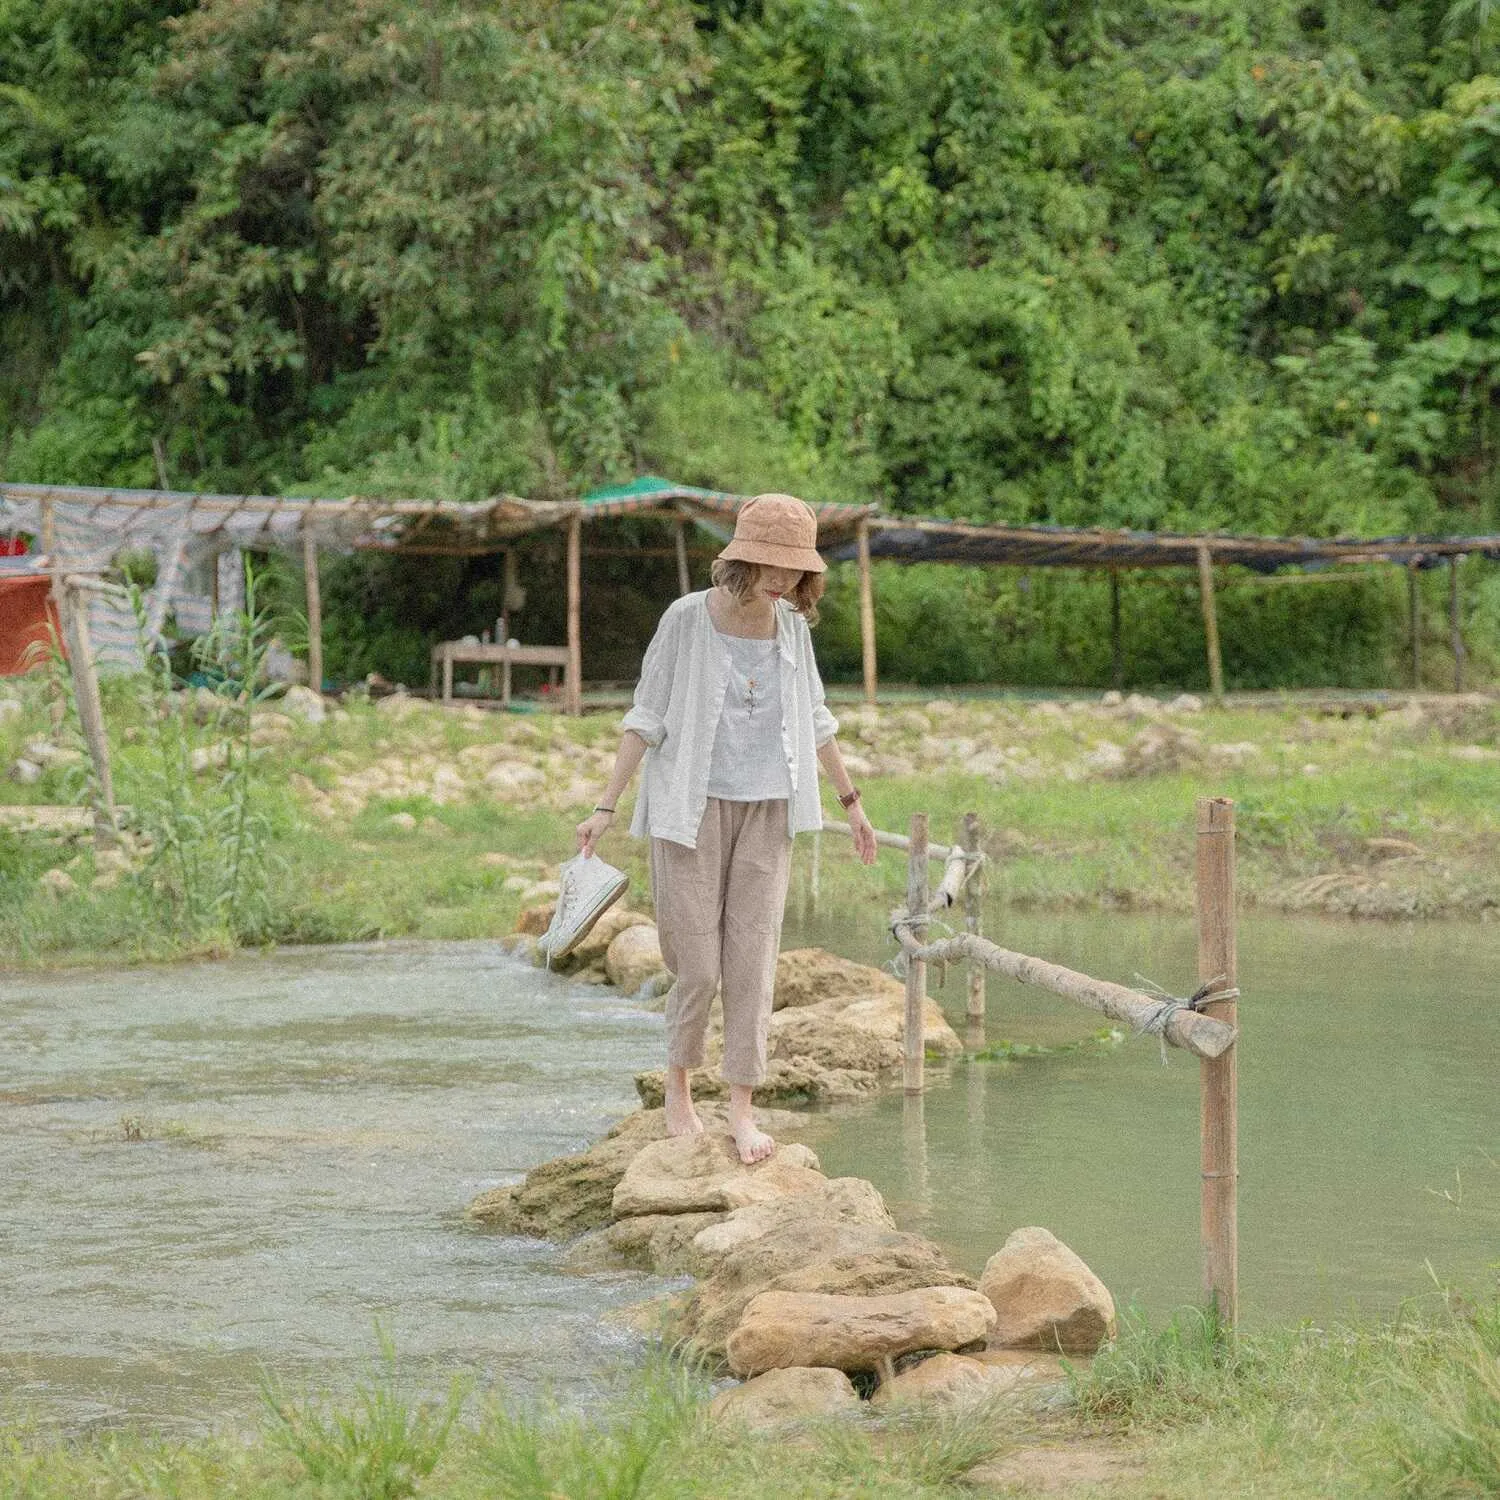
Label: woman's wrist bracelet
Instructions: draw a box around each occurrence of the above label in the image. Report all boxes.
[838,786,861,810]
[594,805,615,815]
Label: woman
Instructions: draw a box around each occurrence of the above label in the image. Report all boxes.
[576,493,878,1164]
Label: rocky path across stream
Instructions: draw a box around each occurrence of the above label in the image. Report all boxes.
[471,918,1118,1427]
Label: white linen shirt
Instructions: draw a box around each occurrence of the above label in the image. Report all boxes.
[623,591,839,848]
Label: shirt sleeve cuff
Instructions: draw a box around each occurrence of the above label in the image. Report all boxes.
[813,705,839,747]
[622,706,667,746]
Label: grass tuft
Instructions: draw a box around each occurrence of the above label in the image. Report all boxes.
[262,1325,462,1500]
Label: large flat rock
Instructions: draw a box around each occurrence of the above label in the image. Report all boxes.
[691,1176,894,1267]
[611,1134,825,1219]
[466,1106,806,1241]
[680,1217,973,1361]
[727,1286,997,1377]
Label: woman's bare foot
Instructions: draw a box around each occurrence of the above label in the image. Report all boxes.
[727,1084,774,1164]
[664,1066,704,1138]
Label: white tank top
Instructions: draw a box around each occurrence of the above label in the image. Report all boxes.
[706,632,791,802]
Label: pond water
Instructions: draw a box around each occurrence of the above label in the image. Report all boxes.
[3,911,1496,1436]
[782,902,1500,1329]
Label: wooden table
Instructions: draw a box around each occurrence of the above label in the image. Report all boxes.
[429,641,574,707]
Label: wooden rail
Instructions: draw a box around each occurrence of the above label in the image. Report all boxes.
[865,799,1241,1328]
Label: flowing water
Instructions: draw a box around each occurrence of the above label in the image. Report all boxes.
[0,943,673,1436]
[2,913,1497,1436]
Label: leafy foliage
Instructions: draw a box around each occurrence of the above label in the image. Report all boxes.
[4,0,1500,683]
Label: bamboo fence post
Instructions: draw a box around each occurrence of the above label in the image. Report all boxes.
[565,513,582,716]
[1196,796,1238,1329]
[904,813,929,1094]
[903,1091,931,1215]
[1196,542,1225,702]
[962,812,986,1030]
[303,533,323,695]
[1449,556,1465,694]
[58,580,117,840]
[674,518,692,597]
[857,517,878,706]
[1408,561,1422,689]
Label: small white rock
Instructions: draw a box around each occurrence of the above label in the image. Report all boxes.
[8,758,42,784]
[387,811,418,832]
[190,742,231,774]
[281,685,326,723]
[37,868,76,897]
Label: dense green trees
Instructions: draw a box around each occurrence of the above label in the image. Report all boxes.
[4,0,1500,685]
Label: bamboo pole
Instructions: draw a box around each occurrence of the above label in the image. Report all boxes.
[962,812,986,1026]
[674,518,692,597]
[890,922,1237,1060]
[1408,562,1422,689]
[303,533,323,695]
[903,1092,931,1216]
[1196,796,1238,1328]
[904,813,929,1094]
[857,517,878,706]
[40,500,114,824]
[1196,543,1224,702]
[1109,569,1124,691]
[1448,560,1461,690]
[58,580,117,839]
[565,513,582,716]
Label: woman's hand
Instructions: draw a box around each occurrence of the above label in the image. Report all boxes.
[576,809,614,857]
[847,802,877,865]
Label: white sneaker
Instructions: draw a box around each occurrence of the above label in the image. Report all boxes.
[538,852,629,964]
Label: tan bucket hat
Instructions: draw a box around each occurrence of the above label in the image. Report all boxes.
[718,493,827,574]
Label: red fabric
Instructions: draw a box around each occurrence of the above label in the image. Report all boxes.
[0,536,28,556]
[0,577,62,674]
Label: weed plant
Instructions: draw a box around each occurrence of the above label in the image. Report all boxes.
[263,1325,462,1500]
[123,567,281,947]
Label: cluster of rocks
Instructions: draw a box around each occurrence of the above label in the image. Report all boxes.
[290,716,615,821]
[470,1110,1115,1425]
[472,916,1116,1426]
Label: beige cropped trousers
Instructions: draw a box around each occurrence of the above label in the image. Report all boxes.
[651,798,793,1086]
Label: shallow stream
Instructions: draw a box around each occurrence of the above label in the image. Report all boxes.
[3,910,1496,1435]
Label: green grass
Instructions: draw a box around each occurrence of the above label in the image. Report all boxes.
[3,683,1500,969]
[3,1292,1497,1497]
[0,1349,1018,1500]
[1070,1289,1500,1498]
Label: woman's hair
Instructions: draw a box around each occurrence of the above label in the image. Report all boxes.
[710,558,824,624]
